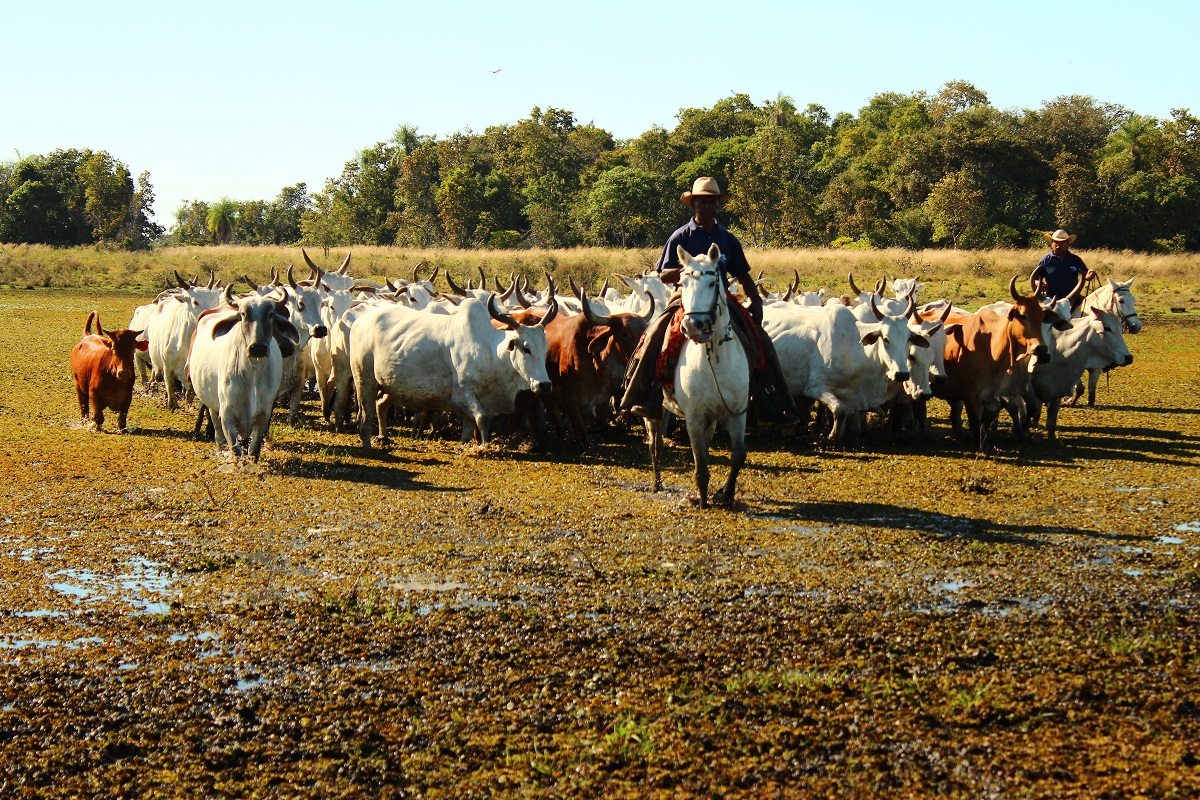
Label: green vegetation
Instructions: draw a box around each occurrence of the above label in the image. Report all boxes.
[4,83,1200,253]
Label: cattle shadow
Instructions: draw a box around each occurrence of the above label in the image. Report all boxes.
[749,499,1144,547]
[1100,405,1200,415]
[269,454,464,492]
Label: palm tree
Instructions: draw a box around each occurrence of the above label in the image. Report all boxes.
[206,197,238,244]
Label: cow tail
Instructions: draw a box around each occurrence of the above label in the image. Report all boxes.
[85,310,99,337]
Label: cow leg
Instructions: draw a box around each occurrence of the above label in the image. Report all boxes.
[248,413,269,461]
[116,399,131,433]
[193,405,209,440]
[354,358,379,450]
[1086,367,1100,407]
[76,385,91,429]
[1065,379,1085,407]
[89,390,105,432]
[949,399,966,441]
[374,392,393,446]
[219,409,242,459]
[1045,397,1062,442]
[913,397,928,436]
[714,414,747,507]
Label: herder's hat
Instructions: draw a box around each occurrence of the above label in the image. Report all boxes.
[1044,228,1078,245]
[681,176,730,206]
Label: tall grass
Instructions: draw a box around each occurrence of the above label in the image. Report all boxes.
[2,243,1197,311]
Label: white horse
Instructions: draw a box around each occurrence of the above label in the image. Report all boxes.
[646,244,750,509]
[1068,277,1141,406]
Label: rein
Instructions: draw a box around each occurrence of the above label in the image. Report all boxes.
[682,267,748,417]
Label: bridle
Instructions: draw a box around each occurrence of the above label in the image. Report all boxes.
[681,265,746,415]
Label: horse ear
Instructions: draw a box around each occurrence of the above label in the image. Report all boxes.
[676,245,688,268]
[707,243,721,263]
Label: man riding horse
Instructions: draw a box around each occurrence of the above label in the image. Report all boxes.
[619,177,799,427]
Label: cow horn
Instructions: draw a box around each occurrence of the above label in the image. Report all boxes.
[782,283,794,302]
[848,272,864,297]
[498,274,516,300]
[445,271,467,297]
[512,279,531,309]
[338,252,352,275]
[578,285,610,327]
[487,293,518,328]
[905,294,916,320]
[478,265,487,288]
[599,277,610,297]
[270,267,281,287]
[223,284,236,307]
[869,293,884,321]
[876,277,886,295]
[641,294,657,322]
[302,248,321,274]
[207,270,216,289]
[428,264,440,284]
[287,264,300,290]
[793,268,801,290]
[413,262,423,283]
[1009,274,1025,302]
[174,270,190,289]
[1065,273,1085,302]
[567,274,582,301]
[537,275,559,327]
[384,277,397,293]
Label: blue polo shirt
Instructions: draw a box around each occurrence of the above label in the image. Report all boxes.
[1033,251,1088,300]
[657,218,752,281]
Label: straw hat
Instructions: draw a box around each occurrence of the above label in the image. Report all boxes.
[1044,229,1077,245]
[681,176,730,206]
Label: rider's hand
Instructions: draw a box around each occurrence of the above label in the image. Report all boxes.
[1085,269,1097,281]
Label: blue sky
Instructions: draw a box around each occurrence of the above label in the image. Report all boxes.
[3,0,1196,225]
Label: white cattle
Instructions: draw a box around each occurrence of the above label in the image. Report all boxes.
[187,289,300,460]
[351,295,558,447]
[763,296,925,442]
[1026,308,1133,440]
[145,275,224,410]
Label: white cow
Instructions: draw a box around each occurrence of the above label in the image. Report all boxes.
[763,296,925,442]
[351,295,558,447]
[187,289,300,460]
[1026,308,1133,440]
[145,275,224,410]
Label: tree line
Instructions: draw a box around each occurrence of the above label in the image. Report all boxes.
[5,82,1199,252]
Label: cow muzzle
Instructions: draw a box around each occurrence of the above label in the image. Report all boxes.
[248,343,270,358]
[531,380,553,395]
[311,325,328,339]
[888,371,910,383]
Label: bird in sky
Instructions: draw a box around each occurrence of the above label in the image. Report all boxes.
[490,68,502,73]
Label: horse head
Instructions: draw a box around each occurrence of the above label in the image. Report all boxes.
[677,243,724,344]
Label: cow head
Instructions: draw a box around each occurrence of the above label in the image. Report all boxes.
[1087,307,1134,368]
[212,295,300,359]
[88,311,147,382]
[858,294,919,384]
[281,265,329,343]
[488,293,557,395]
[578,289,652,368]
[1006,275,1068,369]
[903,302,952,399]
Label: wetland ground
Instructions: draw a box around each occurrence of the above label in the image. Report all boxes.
[2,289,1199,798]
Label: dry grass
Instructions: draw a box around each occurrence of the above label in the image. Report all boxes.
[3,243,1199,313]
[1,289,1199,797]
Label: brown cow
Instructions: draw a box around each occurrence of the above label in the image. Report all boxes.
[70,311,148,433]
[935,276,1070,450]
[501,290,652,447]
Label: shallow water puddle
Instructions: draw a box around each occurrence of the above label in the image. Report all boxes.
[49,557,176,614]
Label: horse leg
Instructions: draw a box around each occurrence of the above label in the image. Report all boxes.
[687,417,715,509]
[714,414,747,507]
[645,418,663,493]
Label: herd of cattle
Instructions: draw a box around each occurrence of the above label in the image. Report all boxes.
[68,249,1142,463]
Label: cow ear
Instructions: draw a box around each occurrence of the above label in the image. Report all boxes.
[136,339,149,352]
[860,330,881,346]
[1053,318,1072,331]
[273,314,300,345]
[506,338,517,351]
[909,333,930,348]
[212,316,238,339]
[1007,307,1025,321]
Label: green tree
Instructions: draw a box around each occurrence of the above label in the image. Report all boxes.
[206,198,237,244]
[925,171,987,248]
[583,166,671,246]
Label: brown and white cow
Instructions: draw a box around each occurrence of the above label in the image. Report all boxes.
[70,311,148,433]
[936,276,1070,450]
